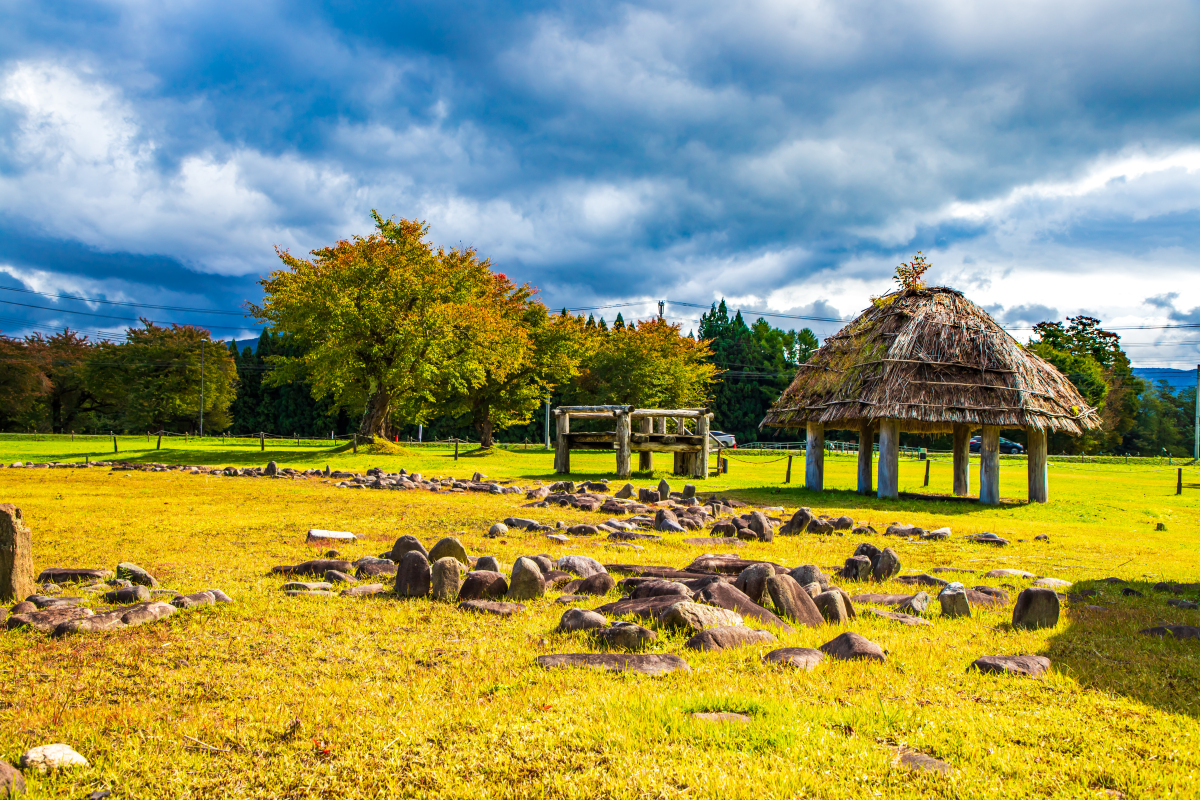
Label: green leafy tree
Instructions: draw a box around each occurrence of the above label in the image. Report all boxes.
[250,212,526,439]
[0,334,48,430]
[574,317,717,407]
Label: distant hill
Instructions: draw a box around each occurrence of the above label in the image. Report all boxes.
[1134,367,1197,393]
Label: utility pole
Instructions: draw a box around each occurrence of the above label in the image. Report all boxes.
[418,423,423,443]
[658,300,664,320]
[1194,364,1199,461]
[544,395,551,449]
[199,339,205,438]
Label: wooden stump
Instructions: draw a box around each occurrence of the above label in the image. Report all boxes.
[877,420,899,499]
[806,421,825,491]
[857,420,873,494]
[952,424,971,497]
[1027,427,1048,503]
[979,425,1000,505]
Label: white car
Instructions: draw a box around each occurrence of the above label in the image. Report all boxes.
[710,431,737,448]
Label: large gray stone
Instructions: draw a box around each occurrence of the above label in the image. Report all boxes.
[970,655,1051,677]
[897,591,931,615]
[459,600,525,616]
[939,583,972,618]
[557,608,608,632]
[6,605,93,633]
[593,621,658,650]
[695,582,794,631]
[394,551,431,598]
[430,557,462,601]
[476,556,502,573]
[555,555,606,578]
[576,573,616,596]
[747,510,774,542]
[0,503,35,603]
[507,557,546,601]
[780,507,814,535]
[765,574,824,629]
[867,608,931,626]
[428,537,468,566]
[657,478,671,499]
[763,647,824,670]
[1012,587,1060,630]
[389,535,428,562]
[843,555,872,581]
[873,548,901,581]
[630,580,692,600]
[685,625,776,651]
[814,590,850,624]
[819,631,885,663]
[1140,625,1200,639]
[733,563,775,604]
[659,600,743,632]
[537,653,690,675]
[789,564,829,590]
[0,759,26,795]
[20,743,88,771]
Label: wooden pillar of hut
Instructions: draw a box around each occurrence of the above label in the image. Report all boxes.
[805,421,825,491]
[1027,427,1048,503]
[638,417,653,472]
[615,412,632,478]
[554,412,570,474]
[695,413,711,479]
[857,420,873,494]
[952,424,971,497]
[877,420,900,499]
[979,425,1001,505]
[672,416,685,475]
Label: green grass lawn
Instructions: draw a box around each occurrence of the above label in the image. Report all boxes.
[2,437,1199,798]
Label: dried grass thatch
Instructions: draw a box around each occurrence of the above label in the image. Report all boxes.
[761,286,1100,435]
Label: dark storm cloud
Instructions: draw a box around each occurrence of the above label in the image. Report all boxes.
[0,0,1199,361]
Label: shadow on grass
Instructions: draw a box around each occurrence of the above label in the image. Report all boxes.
[1042,579,1200,718]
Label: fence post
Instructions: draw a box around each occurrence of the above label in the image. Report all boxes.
[156,431,162,450]
[454,439,459,461]
[784,455,792,483]
[1178,468,1183,495]
[353,434,358,454]
[924,460,931,487]
[112,433,118,454]
[260,432,265,451]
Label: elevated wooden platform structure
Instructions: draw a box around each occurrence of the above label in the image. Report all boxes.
[553,406,713,479]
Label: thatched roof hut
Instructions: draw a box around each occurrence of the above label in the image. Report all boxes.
[761,286,1099,503]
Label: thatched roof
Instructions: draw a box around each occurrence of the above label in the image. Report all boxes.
[761,286,1100,435]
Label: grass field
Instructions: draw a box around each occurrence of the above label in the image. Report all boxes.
[2,437,1200,799]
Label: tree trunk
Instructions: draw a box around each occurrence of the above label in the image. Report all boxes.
[359,387,392,439]
[473,401,494,448]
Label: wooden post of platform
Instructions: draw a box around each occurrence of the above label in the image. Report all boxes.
[877,420,899,499]
[952,423,971,497]
[979,425,1000,505]
[785,456,792,483]
[638,417,653,472]
[805,421,825,491]
[695,413,711,479]
[615,412,632,478]
[1027,427,1048,503]
[857,420,873,494]
[554,411,570,474]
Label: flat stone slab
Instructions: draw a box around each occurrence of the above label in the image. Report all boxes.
[683,537,743,546]
[985,569,1034,578]
[691,711,750,723]
[931,566,976,574]
[970,655,1051,677]
[306,529,356,543]
[850,593,912,606]
[7,606,93,633]
[537,653,690,675]
[763,647,823,670]
[897,749,953,773]
[896,574,948,588]
[1140,625,1200,640]
[867,608,931,626]
[819,632,885,663]
[35,568,113,584]
[340,584,388,597]
[684,625,776,651]
[458,600,526,616]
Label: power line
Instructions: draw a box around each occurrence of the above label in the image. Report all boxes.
[0,299,259,332]
[0,285,245,315]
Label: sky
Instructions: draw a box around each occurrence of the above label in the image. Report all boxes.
[1,0,1199,375]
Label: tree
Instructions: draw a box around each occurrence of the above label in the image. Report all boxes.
[86,320,236,432]
[0,335,48,430]
[26,330,104,432]
[250,212,524,439]
[574,317,717,407]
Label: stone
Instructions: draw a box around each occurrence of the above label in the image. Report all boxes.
[0,760,26,795]
[1033,577,1073,589]
[283,589,333,598]
[504,518,539,531]
[556,594,587,604]
[967,587,1009,607]
[868,608,931,626]
[630,580,692,600]
[970,654,1052,677]
[873,548,902,581]
[20,743,88,771]
[35,567,112,584]
[685,625,776,651]
[695,582,793,631]
[897,591,931,615]
[428,537,468,566]
[264,460,279,476]
[765,574,824,629]
[507,557,546,601]
[271,559,353,577]
[691,711,750,723]
[6,605,93,633]
[780,507,814,535]
[885,524,923,538]
[967,533,1009,546]
[305,529,356,546]
[0,504,36,602]
[852,525,876,536]
[1168,598,1200,609]
[458,600,526,616]
[356,561,397,579]
[747,510,774,542]
[394,551,432,598]
[853,542,882,563]
[55,601,176,635]
[819,631,885,663]
[341,584,388,597]
[103,585,150,603]
[430,558,462,601]
[682,484,696,499]
[459,570,509,601]
[593,622,657,650]
[1140,624,1200,639]
[1122,587,1144,597]
[763,647,824,670]
[733,563,774,604]
[789,564,829,590]
[896,574,949,588]
[660,600,743,631]
[487,522,509,538]
[476,556,502,572]
[843,555,872,581]
[814,590,850,624]
[324,570,355,585]
[282,581,332,592]
[938,583,972,618]
[1012,587,1061,630]
[638,489,660,504]
[576,573,616,596]
[657,478,671,499]
[536,653,690,675]
[984,569,1035,579]
[897,750,953,773]
[555,555,606,578]
[614,483,634,499]
[390,535,428,562]
[557,608,608,632]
